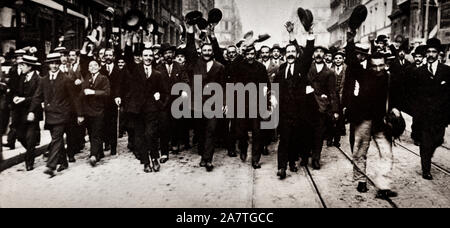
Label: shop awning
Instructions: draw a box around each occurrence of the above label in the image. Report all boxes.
[30,0,88,27]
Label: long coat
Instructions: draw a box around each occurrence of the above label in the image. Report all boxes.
[155,62,189,111]
[80,73,110,117]
[307,64,339,114]
[13,71,42,122]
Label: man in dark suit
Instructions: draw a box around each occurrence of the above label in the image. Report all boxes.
[156,44,189,163]
[407,38,450,180]
[274,22,315,179]
[185,22,226,172]
[126,48,169,173]
[100,48,126,156]
[28,53,82,177]
[229,45,270,169]
[13,55,42,171]
[80,60,110,167]
[305,46,339,170]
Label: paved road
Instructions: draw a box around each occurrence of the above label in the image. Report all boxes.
[1,126,449,208]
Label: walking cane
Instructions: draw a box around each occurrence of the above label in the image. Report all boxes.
[117,105,120,156]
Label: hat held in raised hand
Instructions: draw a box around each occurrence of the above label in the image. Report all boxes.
[349,5,368,32]
[297,8,314,32]
[208,8,223,24]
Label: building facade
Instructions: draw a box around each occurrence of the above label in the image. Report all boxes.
[182,0,215,17]
[214,0,242,47]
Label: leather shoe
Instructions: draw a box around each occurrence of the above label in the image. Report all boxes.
[110,148,117,156]
[104,144,111,151]
[26,165,34,172]
[152,159,160,172]
[44,168,55,178]
[228,150,237,157]
[240,153,247,162]
[68,157,76,163]
[57,165,68,173]
[376,190,398,199]
[277,169,287,180]
[160,155,169,164]
[252,162,262,169]
[423,173,433,180]
[312,160,321,170]
[205,162,214,172]
[2,143,15,150]
[357,182,368,193]
[144,164,152,173]
[289,163,298,173]
[89,156,97,167]
[300,158,309,167]
[327,141,333,147]
[262,147,269,156]
[199,160,207,167]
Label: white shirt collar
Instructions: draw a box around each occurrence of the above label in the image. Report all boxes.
[429,60,439,75]
[361,60,368,69]
[315,63,325,73]
[206,61,214,72]
[285,62,294,79]
[50,70,60,80]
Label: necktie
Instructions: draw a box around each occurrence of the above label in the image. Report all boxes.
[167,65,172,77]
[429,64,434,76]
[287,64,293,79]
[146,67,151,78]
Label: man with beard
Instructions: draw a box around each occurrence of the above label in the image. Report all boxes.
[343,31,401,198]
[304,46,339,170]
[156,43,189,163]
[405,45,426,145]
[185,22,226,172]
[275,22,315,179]
[125,47,169,173]
[230,45,270,169]
[100,48,126,156]
[326,50,347,147]
[406,38,450,180]
[28,53,82,177]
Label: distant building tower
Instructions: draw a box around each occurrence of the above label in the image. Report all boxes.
[214,0,243,47]
[183,0,215,17]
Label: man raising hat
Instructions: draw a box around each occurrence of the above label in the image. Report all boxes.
[28,53,83,177]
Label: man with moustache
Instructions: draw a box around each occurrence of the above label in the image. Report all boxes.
[326,50,347,147]
[126,47,169,173]
[28,53,82,177]
[304,46,339,170]
[275,22,315,179]
[406,38,450,180]
[324,50,335,69]
[185,21,226,172]
[156,43,189,163]
[100,48,125,156]
[271,44,285,66]
[230,45,270,169]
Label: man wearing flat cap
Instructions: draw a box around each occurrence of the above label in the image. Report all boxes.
[13,55,42,171]
[406,38,450,181]
[28,53,82,177]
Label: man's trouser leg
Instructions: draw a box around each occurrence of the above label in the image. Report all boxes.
[352,120,372,184]
[201,118,217,163]
[227,119,237,153]
[419,124,446,174]
[372,131,394,190]
[86,115,104,161]
[105,107,118,153]
[311,114,327,161]
[235,119,249,156]
[251,119,263,164]
[159,111,171,157]
[143,112,160,164]
[277,119,295,170]
[47,124,66,170]
[18,122,39,167]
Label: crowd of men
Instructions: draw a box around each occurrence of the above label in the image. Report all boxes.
[0,10,449,200]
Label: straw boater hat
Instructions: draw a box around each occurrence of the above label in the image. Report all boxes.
[45,53,62,63]
[17,55,41,66]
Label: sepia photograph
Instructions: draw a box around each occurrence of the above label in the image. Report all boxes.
[0,0,449,213]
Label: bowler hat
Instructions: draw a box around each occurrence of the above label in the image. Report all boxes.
[413,45,427,57]
[45,53,62,63]
[297,8,314,32]
[185,11,203,25]
[355,43,370,55]
[197,18,209,30]
[333,50,346,58]
[314,46,329,53]
[426,38,443,52]
[160,43,176,53]
[208,8,223,24]
[256,34,271,43]
[376,35,388,44]
[175,48,186,56]
[349,5,368,32]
